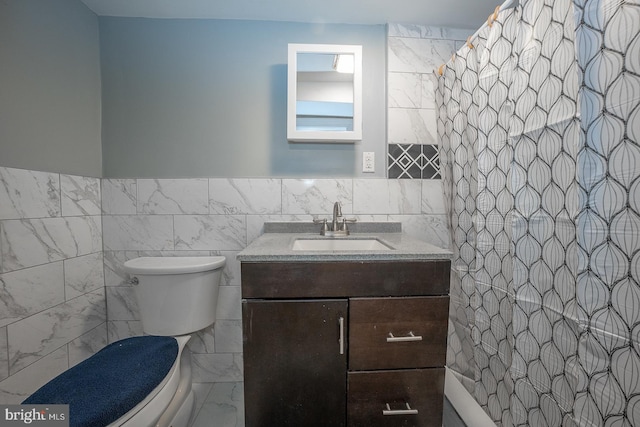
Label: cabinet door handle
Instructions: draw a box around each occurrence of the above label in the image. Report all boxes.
[386,331,422,342]
[383,402,419,416]
[339,316,345,355]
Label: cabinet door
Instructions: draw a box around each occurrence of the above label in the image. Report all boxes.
[243,299,348,427]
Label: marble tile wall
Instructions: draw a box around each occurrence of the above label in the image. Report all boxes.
[387,24,470,179]
[0,167,106,403]
[102,177,450,383]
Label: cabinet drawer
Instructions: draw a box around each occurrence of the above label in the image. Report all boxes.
[347,368,444,427]
[349,297,449,370]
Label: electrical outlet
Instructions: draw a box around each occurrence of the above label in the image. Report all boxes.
[363,152,375,173]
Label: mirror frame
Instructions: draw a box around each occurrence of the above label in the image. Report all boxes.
[287,43,363,143]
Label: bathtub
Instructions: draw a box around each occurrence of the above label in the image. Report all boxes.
[444,367,498,427]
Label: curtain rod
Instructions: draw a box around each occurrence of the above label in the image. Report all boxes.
[468,0,519,44]
[437,0,519,75]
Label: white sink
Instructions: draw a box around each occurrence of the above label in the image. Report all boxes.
[292,238,393,251]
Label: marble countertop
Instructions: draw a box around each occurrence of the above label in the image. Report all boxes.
[237,228,452,262]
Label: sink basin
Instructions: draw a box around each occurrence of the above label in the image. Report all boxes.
[292,238,393,251]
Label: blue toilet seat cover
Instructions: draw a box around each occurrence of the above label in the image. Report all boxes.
[23,335,179,427]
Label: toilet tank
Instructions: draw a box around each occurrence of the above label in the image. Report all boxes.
[123,256,226,336]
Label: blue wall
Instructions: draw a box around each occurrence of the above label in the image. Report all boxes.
[0,0,102,176]
[100,18,386,178]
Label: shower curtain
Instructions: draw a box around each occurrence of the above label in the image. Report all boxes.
[437,0,640,426]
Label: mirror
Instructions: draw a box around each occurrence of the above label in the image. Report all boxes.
[287,44,362,142]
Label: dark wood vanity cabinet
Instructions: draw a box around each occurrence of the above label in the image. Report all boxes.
[241,260,450,427]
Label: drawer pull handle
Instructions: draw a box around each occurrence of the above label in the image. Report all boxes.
[339,316,345,355]
[386,331,422,342]
[383,402,419,416]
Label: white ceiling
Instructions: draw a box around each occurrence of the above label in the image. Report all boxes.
[79,0,501,29]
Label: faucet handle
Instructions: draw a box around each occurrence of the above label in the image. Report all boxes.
[313,218,329,235]
[341,217,357,233]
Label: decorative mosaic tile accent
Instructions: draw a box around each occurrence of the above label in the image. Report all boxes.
[422,144,441,179]
[387,144,440,179]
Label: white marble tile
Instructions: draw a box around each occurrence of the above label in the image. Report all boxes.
[388,23,423,38]
[282,179,353,215]
[191,382,214,424]
[0,167,60,220]
[107,320,143,344]
[388,108,438,145]
[8,289,106,374]
[101,179,137,214]
[422,180,447,214]
[209,179,282,215]
[68,323,108,367]
[353,180,422,214]
[0,327,7,381]
[188,325,215,354]
[388,73,422,108]
[138,179,209,214]
[61,175,101,216]
[439,27,473,41]
[0,262,65,328]
[192,353,243,383]
[103,215,173,251]
[214,320,243,353]
[420,25,445,39]
[192,382,245,427]
[174,215,246,251]
[388,214,451,249]
[103,251,140,287]
[422,73,438,110]
[388,37,456,73]
[393,25,471,41]
[0,346,68,404]
[64,252,104,299]
[213,251,241,288]
[105,286,139,321]
[1,216,102,272]
[216,286,242,321]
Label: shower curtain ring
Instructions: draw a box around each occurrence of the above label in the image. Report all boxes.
[492,6,501,23]
[466,37,474,49]
[488,5,501,27]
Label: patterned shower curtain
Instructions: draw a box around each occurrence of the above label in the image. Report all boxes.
[437,0,640,426]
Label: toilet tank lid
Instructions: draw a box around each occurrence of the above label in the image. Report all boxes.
[124,256,226,275]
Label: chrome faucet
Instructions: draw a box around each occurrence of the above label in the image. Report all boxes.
[313,201,357,236]
[331,201,342,232]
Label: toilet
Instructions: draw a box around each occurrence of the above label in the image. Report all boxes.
[23,256,226,427]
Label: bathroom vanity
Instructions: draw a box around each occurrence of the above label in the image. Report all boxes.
[237,227,451,427]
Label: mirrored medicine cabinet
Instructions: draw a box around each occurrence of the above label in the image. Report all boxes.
[287,43,363,142]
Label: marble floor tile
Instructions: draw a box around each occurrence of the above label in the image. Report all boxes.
[191,382,244,427]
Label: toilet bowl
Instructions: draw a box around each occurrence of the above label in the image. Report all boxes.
[23,256,226,427]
